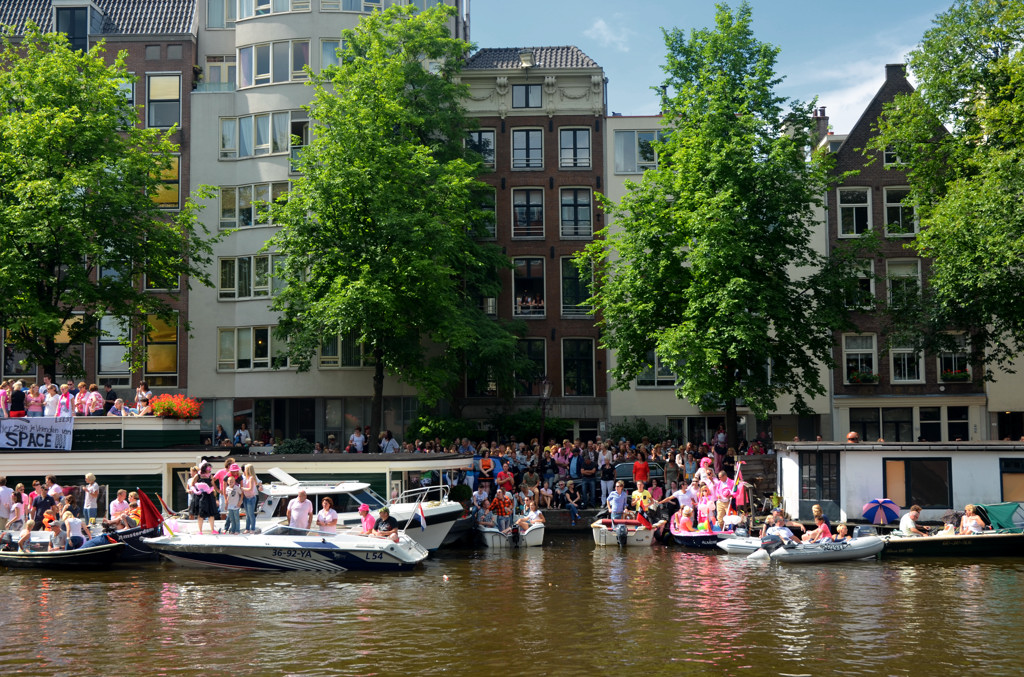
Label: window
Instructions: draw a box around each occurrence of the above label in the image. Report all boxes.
[887,260,920,308]
[516,338,546,395]
[207,0,237,28]
[476,189,496,239]
[890,345,922,383]
[614,130,661,173]
[290,111,309,171]
[559,128,591,168]
[845,260,874,309]
[838,188,870,236]
[637,350,676,387]
[940,334,969,382]
[479,297,496,316]
[238,40,309,87]
[947,406,969,441]
[205,55,237,86]
[843,334,876,384]
[882,407,914,442]
[54,316,84,382]
[884,458,952,509]
[168,45,183,60]
[884,145,901,165]
[219,255,283,298]
[467,130,495,167]
[513,258,545,317]
[221,112,299,159]
[919,407,941,442]
[322,0,386,11]
[512,129,543,169]
[153,156,179,209]
[219,327,282,370]
[884,187,917,236]
[56,7,88,51]
[145,45,161,60]
[97,316,130,379]
[238,0,309,19]
[512,84,541,109]
[561,258,592,317]
[146,269,179,291]
[320,334,367,368]
[1000,459,1024,502]
[563,338,594,397]
[849,408,880,441]
[145,314,178,387]
[147,74,180,128]
[321,39,343,69]
[512,189,544,238]
[560,188,591,238]
[1,330,35,379]
[800,451,839,503]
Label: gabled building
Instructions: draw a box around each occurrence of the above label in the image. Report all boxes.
[458,46,608,441]
[0,0,198,393]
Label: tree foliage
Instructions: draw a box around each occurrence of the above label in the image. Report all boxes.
[267,5,527,449]
[580,3,854,444]
[869,0,1024,373]
[0,26,217,380]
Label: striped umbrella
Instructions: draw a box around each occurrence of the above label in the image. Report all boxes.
[862,498,901,525]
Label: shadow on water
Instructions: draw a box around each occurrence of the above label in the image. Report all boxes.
[2,543,1024,675]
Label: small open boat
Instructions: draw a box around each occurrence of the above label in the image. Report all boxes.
[881,502,1024,557]
[144,524,428,572]
[591,518,665,547]
[477,523,545,548]
[769,535,884,563]
[716,536,763,555]
[0,536,125,569]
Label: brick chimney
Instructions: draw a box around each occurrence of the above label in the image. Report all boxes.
[885,63,908,82]
[811,106,829,147]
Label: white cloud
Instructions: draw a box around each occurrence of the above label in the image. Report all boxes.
[584,18,630,53]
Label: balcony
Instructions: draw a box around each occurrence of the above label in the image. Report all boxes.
[0,416,201,451]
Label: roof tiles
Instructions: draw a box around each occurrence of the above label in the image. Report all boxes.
[0,0,196,36]
[465,46,600,71]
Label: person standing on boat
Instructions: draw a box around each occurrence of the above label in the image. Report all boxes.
[490,488,513,531]
[899,505,929,537]
[287,490,314,531]
[631,480,653,520]
[470,484,489,517]
[371,505,399,540]
[0,476,12,530]
[82,474,100,523]
[607,481,629,520]
[193,465,219,535]
[223,476,243,535]
[241,465,261,534]
[316,497,338,534]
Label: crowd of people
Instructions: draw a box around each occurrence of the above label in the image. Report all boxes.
[0,377,156,417]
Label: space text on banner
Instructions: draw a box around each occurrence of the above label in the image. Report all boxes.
[0,416,75,450]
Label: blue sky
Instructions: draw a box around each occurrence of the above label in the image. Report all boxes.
[468,0,947,133]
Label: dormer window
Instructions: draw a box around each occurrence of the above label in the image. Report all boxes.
[56,7,88,51]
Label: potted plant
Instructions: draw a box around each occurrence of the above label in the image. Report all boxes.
[847,370,879,384]
[941,369,970,382]
[150,393,203,419]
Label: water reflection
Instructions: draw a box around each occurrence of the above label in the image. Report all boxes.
[2,547,1024,675]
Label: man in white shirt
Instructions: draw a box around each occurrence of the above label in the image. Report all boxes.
[766,515,799,544]
[45,475,63,501]
[899,505,929,537]
[83,473,100,522]
[0,476,13,530]
[287,490,314,530]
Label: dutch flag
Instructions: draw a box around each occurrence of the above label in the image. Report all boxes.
[415,504,427,531]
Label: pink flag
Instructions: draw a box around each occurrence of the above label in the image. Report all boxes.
[734,461,747,507]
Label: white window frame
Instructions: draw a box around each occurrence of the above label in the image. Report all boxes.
[218,326,282,371]
[511,128,543,170]
[843,333,877,385]
[637,349,676,388]
[512,84,542,109]
[321,0,384,12]
[97,316,131,380]
[559,187,592,238]
[220,182,288,229]
[512,188,544,238]
[939,333,970,382]
[846,259,875,309]
[220,111,297,160]
[219,255,277,299]
[319,334,367,369]
[613,130,661,174]
[884,186,917,237]
[560,257,593,317]
[559,127,591,168]
[467,129,495,167]
[513,257,545,318]
[890,344,924,384]
[838,187,871,237]
[238,0,310,20]
[887,259,921,308]
[144,313,178,388]
[206,0,237,28]
[237,40,310,89]
[146,72,181,129]
[884,145,901,165]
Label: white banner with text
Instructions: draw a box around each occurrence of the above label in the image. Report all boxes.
[0,416,75,450]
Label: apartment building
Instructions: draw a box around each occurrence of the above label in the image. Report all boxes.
[458,46,608,441]
[0,0,198,393]
[187,0,466,443]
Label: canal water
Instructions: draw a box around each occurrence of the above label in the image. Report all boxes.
[3,536,1023,676]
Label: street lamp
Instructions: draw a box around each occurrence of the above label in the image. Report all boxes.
[538,377,552,449]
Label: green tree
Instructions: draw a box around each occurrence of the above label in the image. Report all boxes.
[0,26,216,380]
[267,5,526,450]
[580,3,854,445]
[869,0,1024,373]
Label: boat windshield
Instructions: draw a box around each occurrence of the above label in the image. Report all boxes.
[261,524,341,538]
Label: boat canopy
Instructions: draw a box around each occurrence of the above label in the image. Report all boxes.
[976,502,1024,530]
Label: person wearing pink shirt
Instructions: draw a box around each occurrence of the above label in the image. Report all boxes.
[85,384,104,416]
[712,470,735,527]
[25,384,45,417]
[74,382,89,416]
[358,504,375,534]
[55,384,75,417]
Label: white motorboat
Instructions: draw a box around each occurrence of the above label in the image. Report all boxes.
[172,468,464,551]
[144,524,428,572]
[591,518,665,547]
[768,535,884,563]
[716,536,763,555]
[477,523,545,548]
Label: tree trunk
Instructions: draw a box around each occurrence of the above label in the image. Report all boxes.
[368,346,384,453]
[42,337,57,385]
[725,397,738,450]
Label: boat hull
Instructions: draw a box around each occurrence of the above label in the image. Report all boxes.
[477,524,545,548]
[0,541,125,569]
[770,536,884,563]
[881,530,1024,558]
[144,533,427,572]
[672,531,733,549]
[716,536,763,555]
[590,519,663,547]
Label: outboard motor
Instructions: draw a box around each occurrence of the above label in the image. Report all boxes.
[759,533,785,554]
[616,524,629,547]
[853,525,877,539]
[734,527,749,538]
[510,526,521,547]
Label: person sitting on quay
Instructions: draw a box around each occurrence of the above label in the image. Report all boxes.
[606,481,629,520]
[513,498,545,532]
[538,481,553,509]
[563,480,582,526]
[899,505,930,537]
[811,503,831,530]
[490,488,513,532]
[801,514,833,542]
[476,499,496,529]
[371,506,400,541]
